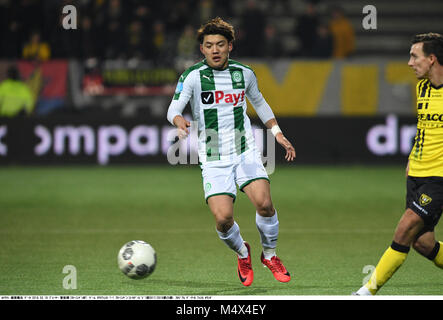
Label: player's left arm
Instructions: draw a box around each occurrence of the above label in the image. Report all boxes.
[245,70,295,162]
[264,118,296,162]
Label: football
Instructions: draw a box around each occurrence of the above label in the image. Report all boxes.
[117,240,157,279]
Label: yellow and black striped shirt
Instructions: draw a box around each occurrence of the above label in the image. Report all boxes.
[408,79,443,177]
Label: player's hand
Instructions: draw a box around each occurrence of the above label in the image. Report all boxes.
[173,116,191,139]
[275,133,296,162]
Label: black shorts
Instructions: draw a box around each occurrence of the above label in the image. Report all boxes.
[406,176,443,231]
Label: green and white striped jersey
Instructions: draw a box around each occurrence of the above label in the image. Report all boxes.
[167,59,275,164]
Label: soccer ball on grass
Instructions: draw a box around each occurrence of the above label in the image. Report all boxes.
[117,240,157,279]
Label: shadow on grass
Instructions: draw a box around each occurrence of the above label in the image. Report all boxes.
[146,278,270,296]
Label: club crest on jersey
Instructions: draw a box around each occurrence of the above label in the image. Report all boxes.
[232,71,243,83]
[419,193,432,206]
[201,90,245,106]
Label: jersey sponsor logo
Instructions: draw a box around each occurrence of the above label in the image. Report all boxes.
[412,201,429,215]
[201,92,214,104]
[417,113,443,122]
[419,193,432,206]
[201,90,245,106]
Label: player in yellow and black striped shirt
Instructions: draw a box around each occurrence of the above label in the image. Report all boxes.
[409,77,443,177]
[355,33,443,295]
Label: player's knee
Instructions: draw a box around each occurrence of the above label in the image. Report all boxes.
[255,198,274,217]
[214,214,234,233]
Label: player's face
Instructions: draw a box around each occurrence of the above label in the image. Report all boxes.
[200,34,232,70]
[408,42,433,79]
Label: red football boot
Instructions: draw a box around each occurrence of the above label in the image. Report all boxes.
[261,253,291,283]
[237,242,253,286]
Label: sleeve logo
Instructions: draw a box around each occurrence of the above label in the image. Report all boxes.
[175,82,183,94]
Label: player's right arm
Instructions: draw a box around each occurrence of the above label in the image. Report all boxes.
[167,71,195,138]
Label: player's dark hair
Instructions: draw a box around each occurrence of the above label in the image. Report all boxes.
[411,32,443,65]
[197,17,235,44]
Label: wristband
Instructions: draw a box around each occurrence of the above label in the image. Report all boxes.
[271,125,282,137]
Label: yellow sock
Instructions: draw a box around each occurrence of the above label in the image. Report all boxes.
[432,241,443,269]
[365,242,409,295]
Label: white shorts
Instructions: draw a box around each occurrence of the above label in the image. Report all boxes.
[201,149,269,202]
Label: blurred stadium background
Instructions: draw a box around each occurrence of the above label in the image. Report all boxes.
[1,0,443,296]
[0,0,442,165]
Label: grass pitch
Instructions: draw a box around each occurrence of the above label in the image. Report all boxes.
[0,165,441,296]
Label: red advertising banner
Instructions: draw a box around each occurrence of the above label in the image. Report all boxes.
[14,60,69,114]
[17,60,68,98]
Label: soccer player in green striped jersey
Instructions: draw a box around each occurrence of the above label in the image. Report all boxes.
[167,17,295,286]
